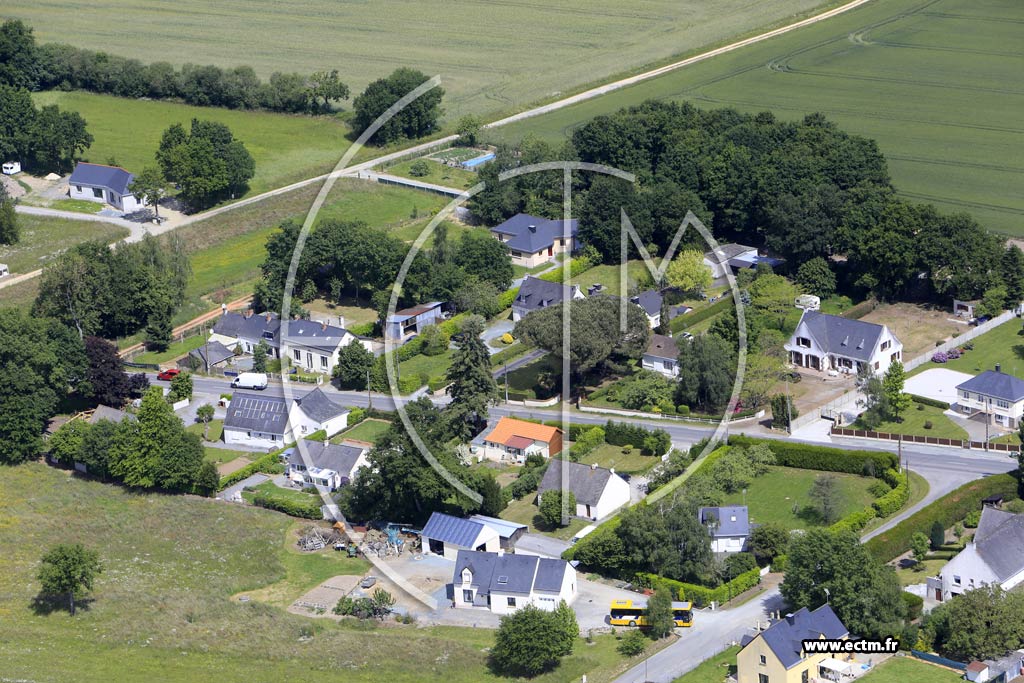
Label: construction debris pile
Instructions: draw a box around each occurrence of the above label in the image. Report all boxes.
[297,525,346,552]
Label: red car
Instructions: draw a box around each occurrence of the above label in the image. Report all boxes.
[156,368,180,381]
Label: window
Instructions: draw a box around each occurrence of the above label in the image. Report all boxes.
[802,670,809,683]
[463,590,473,603]
[759,674,770,683]
[75,185,82,192]
[663,360,674,371]
[92,187,103,198]
[874,362,880,370]
[881,340,891,351]
[507,597,516,607]
[293,350,301,361]
[962,390,971,399]
[953,575,961,585]
[997,399,1010,409]
[797,337,811,348]
[759,655,767,665]
[320,355,328,368]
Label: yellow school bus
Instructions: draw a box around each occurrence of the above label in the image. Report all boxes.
[608,599,693,627]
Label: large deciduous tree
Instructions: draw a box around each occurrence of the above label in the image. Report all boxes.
[37,543,102,616]
[156,119,254,208]
[665,249,712,294]
[615,495,713,584]
[128,166,168,221]
[333,341,375,390]
[489,603,576,677]
[352,68,443,145]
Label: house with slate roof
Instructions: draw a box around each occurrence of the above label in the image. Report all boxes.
[384,301,447,342]
[642,333,680,378]
[736,605,849,683]
[68,162,143,212]
[450,549,577,615]
[955,365,1024,430]
[699,505,750,553]
[538,459,631,521]
[785,310,902,376]
[421,512,501,560]
[479,417,563,464]
[187,340,236,370]
[222,387,349,448]
[285,438,369,490]
[490,213,576,268]
[511,276,584,322]
[933,505,1024,601]
[628,290,691,329]
[210,311,281,356]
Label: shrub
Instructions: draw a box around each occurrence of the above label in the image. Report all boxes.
[963,510,981,528]
[931,351,948,363]
[901,592,924,621]
[347,407,366,426]
[606,421,671,456]
[947,348,962,360]
[500,332,514,345]
[868,480,892,498]
[677,405,690,416]
[771,554,787,573]
[617,630,648,657]
[219,450,285,490]
[622,444,633,454]
[727,435,898,474]
[910,394,950,410]
[829,506,877,534]
[408,159,430,177]
[250,491,321,519]
[923,420,933,430]
[636,567,761,608]
[917,403,925,411]
[841,299,876,320]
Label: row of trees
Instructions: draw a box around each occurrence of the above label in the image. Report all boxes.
[0,84,92,173]
[34,234,191,348]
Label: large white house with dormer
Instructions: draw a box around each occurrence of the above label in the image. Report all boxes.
[785,310,902,375]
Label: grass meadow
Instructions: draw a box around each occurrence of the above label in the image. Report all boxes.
[9,0,831,121]
[0,463,648,683]
[491,0,1024,236]
[0,214,129,275]
[858,657,964,683]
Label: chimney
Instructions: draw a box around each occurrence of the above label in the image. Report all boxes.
[528,224,537,233]
[265,312,271,323]
[245,309,252,318]
[321,320,327,331]
[996,363,1002,373]
[338,315,345,328]
[785,613,795,625]
[610,468,615,475]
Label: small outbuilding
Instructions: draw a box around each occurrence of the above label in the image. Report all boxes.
[468,514,528,551]
[421,512,501,560]
[0,263,9,278]
[2,161,21,175]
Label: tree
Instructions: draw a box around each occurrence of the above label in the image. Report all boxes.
[490,604,574,677]
[31,105,93,172]
[910,532,930,570]
[646,585,676,639]
[156,119,255,208]
[724,552,758,580]
[454,230,514,291]
[48,419,89,467]
[976,284,1007,319]
[37,543,102,616]
[169,372,193,402]
[935,586,1024,661]
[617,630,648,656]
[808,474,840,525]
[770,393,798,430]
[0,85,38,163]
[664,249,712,294]
[929,520,946,550]
[128,166,168,221]
[0,20,39,90]
[882,360,911,421]
[83,336,133,407]
[195,404,215,440]
[1000,246,1024,304]
[781,529,906,638]
[306,69,349,113]
[252,339,268,373]
[445,316,499,440]
[144,280,173,351]
[615,496,713,584]
[352,68,444,145]
[741,354,783,410]
[795,257,837,297]
[456,114,483,146]
[749,522,790,566]
[370,588,396,620]
[408,159,430,177]
[856,364,889,429]
[333,341,374,389]
[0,194,18,245]
[78,418,117,480]
[676,334,735,414]
[539,489,577,528]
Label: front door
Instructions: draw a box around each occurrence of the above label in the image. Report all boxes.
[585,504,591,518]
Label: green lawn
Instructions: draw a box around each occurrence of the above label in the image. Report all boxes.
[502,354,561,401]
[852,404,969,441]
[332,418,392,445]
[240,480,322,508]
[398,350,454,390]
[569,260,653,295]
[0,214,129,275]
[48,198,104,214]
[0,276,40,309]
[913,317,1024,378]
[186,419,225,443]
[501,495,590,541]
[671,645,739,683]
[894,558,947,587]
[859,657,963,683]
[719,466,879,531]
[491,0,1024,236]
[577,443,659,475]
[385,158,479,190]
[132,334,208,365]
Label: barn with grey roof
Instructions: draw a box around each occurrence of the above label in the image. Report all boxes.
[421,512,501,560]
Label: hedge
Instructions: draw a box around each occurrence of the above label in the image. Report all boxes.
[670,293,733,333]
[250,491,322,519]
[909,394,950,410]
[428,376,449,392]
[490,342,533,368]
[728,435,898,475]
[498,287,519,311]
[841,299,877,320]
[864,473,1019,562]
[635,567,761,608]
[829,505,877,535]
[605,420,671,455]
[218,450,286,490]
[872,472,910,517]
[348,322,375,337]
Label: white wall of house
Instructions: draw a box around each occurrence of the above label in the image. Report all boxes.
[592,475,631,519]
[480,440,551,464]
[69,184,142,212]
[224,426,286,450]
[711,535,748,553]
[454,563,577,614]
[955,390,1024,429]
[285,335,354,374]
[786,320,902,375]
[642,354,679,378]
[287,404,348,439]
[939,545,1001,600]
[424,529,501,561]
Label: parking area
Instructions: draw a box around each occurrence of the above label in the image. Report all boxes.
[904,368,973,404]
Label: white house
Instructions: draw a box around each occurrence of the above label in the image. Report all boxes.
[702,243,783,279]
[785,309,902,375]
[932,505,1024,602]
[478,417,563,464]
[512,276,584,322]
[642,333,679,378]
[699,505,750,553]
[537,459,631,521]
[285,439,369,490]
[68,162,143,213]
[955,365,1024,430]
[451,550,577,615]
[222,387,349,449]
[421,512,501,560]
[628,290,691,329]
[490,213,576,268]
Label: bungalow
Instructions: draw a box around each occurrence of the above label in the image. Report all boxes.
[785,310,902,375]
[210,311,281,357]
[932,505,1024,602]
[703,243,784,279]
[642,333,679,378]
[450,550,577,615]
[68,162,143,213]
[629,290,691,329]
[490,213,576,268]
[737,606,850,683]
[285,439,369,490]
[699,505,750,553]
[421,512,501,560]
[479,417,563,464]
[385,301,446,343]
[511,276,583,322]
[538,460,631,521]
[222,387,349,449]
[186,340,236,370]
[955,365,1024,430]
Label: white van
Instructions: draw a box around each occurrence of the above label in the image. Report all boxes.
[231,372,268,390]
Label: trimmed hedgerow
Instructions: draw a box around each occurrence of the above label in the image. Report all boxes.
[727,435,898,475]
[909,394,950,410]
[635,567,761,608]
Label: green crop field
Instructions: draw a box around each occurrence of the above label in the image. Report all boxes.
[492,0,1024,236]
[7,0,832,121]
[32,91,352,197]
[0,215,129,275]
[0,463,646,682]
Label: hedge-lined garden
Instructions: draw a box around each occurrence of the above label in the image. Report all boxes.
[728,436,899,474]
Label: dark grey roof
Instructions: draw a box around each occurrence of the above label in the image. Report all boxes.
[294,387,348,423]
[454,550,571,599]
[189,340,235,366]
[224,392,288,435]
[704,243,756,264]
[280,319,350,351]
[645,333,678,361]
[974,506,1024,581]
[468,514,528,540]
[538,459,615,507]
[756,606,848,669]
[292,440,366,479]
[957,370,1024,403]
[699,506,750,538]
[797,310,886,363]
[631,290,663,316]
[514,276,577,314]
[491,213,576,253]
[68,162,134,195]
[533,558,568,593]
[88,405,133,425]
[212,312,281,348]
[422,512,488,548]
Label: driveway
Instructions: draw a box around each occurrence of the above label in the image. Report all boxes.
[218,473,268,501]
[514,533,571,559]
[904,368,973,404]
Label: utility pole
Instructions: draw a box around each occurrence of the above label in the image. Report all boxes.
[504,359,509,404]
[366,368,372,411]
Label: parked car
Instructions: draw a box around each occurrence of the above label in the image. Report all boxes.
[680,332,694,341]
[156,368,180,381]
[360,576,377,589]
